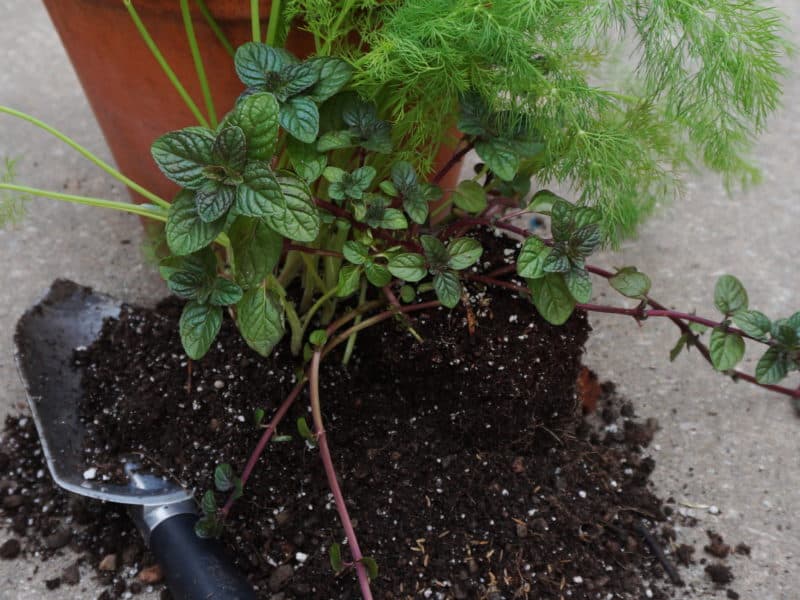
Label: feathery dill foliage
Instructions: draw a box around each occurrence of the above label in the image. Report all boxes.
[0,157,30,227]
[292,0,788,242]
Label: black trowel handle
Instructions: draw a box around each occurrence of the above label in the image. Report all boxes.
[149,513,256,600]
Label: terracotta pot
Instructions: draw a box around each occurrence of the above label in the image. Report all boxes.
[43,1,463,206]
[43,0,316,205]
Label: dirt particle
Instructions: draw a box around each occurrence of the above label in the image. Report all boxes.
[98,553,118,571]
[45,577,61,590]
[137,564,164,584]
[0,538,21,559]
[62,563,80,585]
[734,542,751,556]
[42,527,71,550]
[705,563,734,586]
[704,530,730,558]
[726,590,740,599]
[269,563,294,591]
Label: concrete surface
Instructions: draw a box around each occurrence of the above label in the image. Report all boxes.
[0,1,798,599]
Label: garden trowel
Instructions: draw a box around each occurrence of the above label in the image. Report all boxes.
[13,279,255,600]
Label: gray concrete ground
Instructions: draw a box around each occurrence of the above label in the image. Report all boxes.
[1,1,798,598]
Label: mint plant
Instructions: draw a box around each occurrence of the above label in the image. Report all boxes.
[1,2,797,598]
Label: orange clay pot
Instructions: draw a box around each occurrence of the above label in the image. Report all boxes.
[43,1,463,206]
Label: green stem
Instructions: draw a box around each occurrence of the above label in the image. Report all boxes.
[194,0,234,57]
[0,183,167,221]
[299,286,340,338]
[265,0,283,46]
[320,0,356,55]
[0,106,170,209]
[180,0,217,128]
[124,0,210,128]
[283,298,304,356]
[250,0,261,42]
[278,250,302,287]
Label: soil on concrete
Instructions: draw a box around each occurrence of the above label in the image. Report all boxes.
[0,236,744,599]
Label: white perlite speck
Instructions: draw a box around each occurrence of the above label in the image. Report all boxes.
[83,467,97,480]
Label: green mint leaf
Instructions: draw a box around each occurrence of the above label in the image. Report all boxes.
[279,96,319,144]
[714,275,748,315]
[253,408,266,427]
[235,162,284,218]
[236,287,285,357]
[452,180,487,214]
[433,270,461,308]
[211,126,247,172]
[527,273,576,325]
[277,63,318,99]
[329,543,343,573]
[234,42,286,86]
[307,57,353,103]
[323,166,346,184]
[549,199,573,241]
[151,128,214,189]
[732,309,771,342]
[609,267,651,299]
[564,267,592,303]
[755,347,790,384]
[516,237,551,280]
[229,216,283,289]
[572,206,602,229]
[359,122,393,153]
[309,329,328,347]
[351,166,377,191]
[161,248,217,301]
[317,130,356,152]
[297,417,316,445]
[376,208,407,230]
[208,278,243,306]
[399,285,416,303]
[336,264,361,298]
[388,253,427,282]
[475,138,519,181]
[420,235,449,268]
[365,261,392,287]
[526,189,563,213]
[360,557,379,581]
[287,136,327,183]
[179,301,222,359]
[446,238,483,271]
[689,322,709,335]
[571,224,602,257]
[391,161,418,195]
[342,241,369,265]
[542,247,571,273]
[168,271,212,302]
[194,514,223,539]
[166,190,225,256]
[771,320,798,348]
[268,172,320,242]
[379,180,398,197]
[457,91,489,136]
[227,92,280,161]
[196,182,236,223]
[201,490,217,516]
[403,192,428,225]
[669,334,689,362]
[214,463,235,492]
[709,327,745,371]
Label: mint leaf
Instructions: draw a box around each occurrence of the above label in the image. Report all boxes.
[307,57,353,103]
[227,92,280,161]
[375,208,407,230]
[211,126,247,172]
[391,161,418,195]
[709,327,745,371]
[475,138,519,181]
[433,270,461,308]
[388,253,427,282]
[365,261,391,287]
[669,334,689,362]
[235,163,284,219]
[160,248,217,301]
[317,130,356,152]
[360,557,379,581]
[755,347,790,384]
[166,190,225,256]
[196,182,236,223]
[208,278,243,306]
[714,275,748,315]
[268,173,320,242]
[517,237,550,280]
[236,287,285,357]
[446,238,483,271]
[609,267,651,299]
[201,490,217,516]
[287,136,327,183]
[336,264,361,298]
[342,241,369,265]
[194,514,223,539]
[279,96,319,143]
[420,235,449,268]
[276,63,318,100]
[527,273,576,325]
[234,42,286,86]
[542,247,571,273]
[151,128,214,189]
[329,543,343,573]
[179,301,222,359]
[564,267,592,303]
[452,180,487,214]
[214,463,235,492]
[230,216,283,288]
[732,309,771,342]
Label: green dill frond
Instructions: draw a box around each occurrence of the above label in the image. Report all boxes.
[0,157,30,227]
[289,0,789,244]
